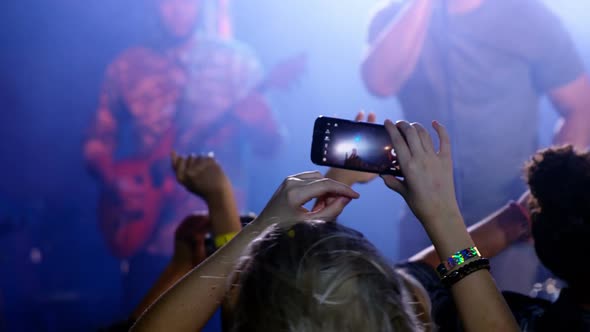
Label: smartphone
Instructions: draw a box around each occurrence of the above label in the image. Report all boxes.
[310,116,401,176]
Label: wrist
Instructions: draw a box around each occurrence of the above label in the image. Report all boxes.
[423,214,475,259]
[201,181,233,204]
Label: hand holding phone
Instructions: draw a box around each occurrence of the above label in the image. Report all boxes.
[310,116,401,176]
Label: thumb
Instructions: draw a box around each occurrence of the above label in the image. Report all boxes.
[381,175,407,196]
[171,151,180,170]
[308,196,352,222]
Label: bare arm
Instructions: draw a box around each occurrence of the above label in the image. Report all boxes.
[362,0,435,97]
[382,120,519,332]
[551,74,590,149]
[130,216,271,332]
[131,172,359,332]
[131,154,242,319]
[411,193,531,269]
[171,153,242,237]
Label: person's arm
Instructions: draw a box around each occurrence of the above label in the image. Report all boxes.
[171,153,241,236]
[411,192,531,269]
[131,154,242,319]
[361,0,435,97]
[382,120,519,332]
[130,214,209,320]
[550,74,590,149]
[131,172,360,332]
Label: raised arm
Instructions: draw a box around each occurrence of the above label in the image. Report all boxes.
[131,172,359,332]
[381,120,519,332]
[361,0,435,97]
[130,154,242,319]
[171,153,241,237]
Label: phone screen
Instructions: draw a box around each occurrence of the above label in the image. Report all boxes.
[311,116,401,175]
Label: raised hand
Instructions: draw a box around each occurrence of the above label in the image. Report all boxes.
[381,120,461,226]
[257,171,360,227]
[171,152,232,202]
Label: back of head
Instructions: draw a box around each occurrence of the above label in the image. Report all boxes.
[230,221,425,332]
[526,145,590,298]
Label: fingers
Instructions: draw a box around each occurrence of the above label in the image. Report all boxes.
[171,151,180,171]
[290,178,359,207]
[309,196,352,221]
[171,152,219,182]
[414,122,435,154]
[175,155,188,182]
[354,111,377,123]
[395,121,424,154]
[432,121,451,157]
[291,171,323,180]
[381,175,407,197]
[385,120,411,161]
[354,111,365,122]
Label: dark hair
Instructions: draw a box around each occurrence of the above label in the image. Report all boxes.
[526,145,590,297]
[230,221,426,332]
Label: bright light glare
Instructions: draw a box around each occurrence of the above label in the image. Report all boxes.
[335,138,369,155]
[335,142,356,154]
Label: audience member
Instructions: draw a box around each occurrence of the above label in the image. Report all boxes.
[130,120,519,332]
[101,154,244,331]
[408,145,590,331]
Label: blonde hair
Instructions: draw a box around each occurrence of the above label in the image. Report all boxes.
[229,221,429,332]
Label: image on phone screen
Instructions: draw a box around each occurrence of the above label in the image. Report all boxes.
[311,116,401,175]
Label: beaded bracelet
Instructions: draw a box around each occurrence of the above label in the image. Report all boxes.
[436,246,481,277]
[441,258,491,287]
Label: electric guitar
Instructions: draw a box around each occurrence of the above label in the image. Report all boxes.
[98,53,306,258]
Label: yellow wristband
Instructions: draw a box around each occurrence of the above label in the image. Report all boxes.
[214,232,238,249]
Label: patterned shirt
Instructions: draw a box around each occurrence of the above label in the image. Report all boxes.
[87,36,278,256]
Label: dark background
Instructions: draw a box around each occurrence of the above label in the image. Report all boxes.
[0,0,588,330]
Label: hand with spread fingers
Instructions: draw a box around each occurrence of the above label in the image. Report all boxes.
[171,152,232,202]
[381,120,461,226]
[257,171,360,227]
[325,111,380,186]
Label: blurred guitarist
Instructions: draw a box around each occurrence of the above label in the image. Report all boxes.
[84,0,301,315]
